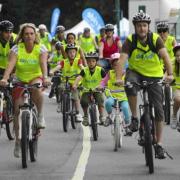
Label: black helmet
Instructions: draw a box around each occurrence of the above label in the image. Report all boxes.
[0,20,14,32]
[55,41,62,50]
[56,25,65,33]
[105,24,114,31]
[156,22,169,32]
[85,52,99,60]
[132,10,151,25]
[84,27,90,32]
[99,27,105,33]
[65,43,78,52]
[173,43,180,55]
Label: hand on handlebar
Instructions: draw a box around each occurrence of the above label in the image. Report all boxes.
[164,74,174,83]
[0,79,8,87]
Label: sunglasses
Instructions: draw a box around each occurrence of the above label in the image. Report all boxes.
[105,29,113,32]
[157,29,167,33]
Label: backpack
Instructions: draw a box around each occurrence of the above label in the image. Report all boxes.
[129,32,158,57]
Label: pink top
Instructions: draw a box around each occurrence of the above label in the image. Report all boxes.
[101,36,120,58]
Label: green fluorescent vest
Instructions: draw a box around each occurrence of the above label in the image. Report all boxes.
[165,35,175,63]
[82,66,102,89]
[62,57,81,84]
[16,43,42,83]
[0,42,10,69]
[40,32,51,51]
[128,33,163,77]
[50,52,63,69]
[80,35,96,53]
[106,70,127,101]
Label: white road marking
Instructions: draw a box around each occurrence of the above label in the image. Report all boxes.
[71,124,91,180]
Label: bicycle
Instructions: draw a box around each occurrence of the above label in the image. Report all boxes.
[14,83,41,168]
[80,87,103,141]
[56,73,79,132]
[104,88,126,151]
[0,84,14,140]
[126,80,160,174]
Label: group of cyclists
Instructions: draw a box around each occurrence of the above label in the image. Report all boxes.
[0,10,180,163]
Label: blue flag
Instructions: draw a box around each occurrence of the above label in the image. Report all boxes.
[50,8,61,37]
[82,8,105,34]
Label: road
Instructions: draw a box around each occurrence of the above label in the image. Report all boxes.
[0,93,180,180]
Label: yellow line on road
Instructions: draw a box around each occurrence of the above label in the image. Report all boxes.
[71,124,91,180]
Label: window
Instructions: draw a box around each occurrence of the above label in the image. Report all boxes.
[139,5,146,13]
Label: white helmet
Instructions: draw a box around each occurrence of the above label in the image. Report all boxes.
[38,24,47,30]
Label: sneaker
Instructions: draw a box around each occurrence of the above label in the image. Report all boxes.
[37,115,46,129]
[177,122,180,132]
[124,126,133,136]
[82,116,89,126]
[14,141,20,158]
[104,116,112,127]
[129,117,139,132]
[154,144,166,159]
[99,116,105,126]
[171,116,177,129]
[76,113,83,122]
[48,89,54,98]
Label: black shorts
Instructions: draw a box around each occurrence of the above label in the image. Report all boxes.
[125,69,164,121]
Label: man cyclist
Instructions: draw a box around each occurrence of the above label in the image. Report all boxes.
[0,20,15,75]
[116,11,173,159]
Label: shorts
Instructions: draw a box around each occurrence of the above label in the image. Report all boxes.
[80,92,104,108]
[97,59,111,72]
[125,69,164,121]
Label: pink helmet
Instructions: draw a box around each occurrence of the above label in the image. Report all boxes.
[110,53,120,63]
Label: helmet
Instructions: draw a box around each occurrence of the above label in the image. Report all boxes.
[109,53,120,63]
[85,52,99,60]
[99,27,105,33]
[56,25,65,33]
[173,43,180,54]
[132,10,151,25]
[105,24,114,31]
[65,43,78,52]
[84,27,90,32]
[0,20,14,32]
[156,22,169,32]
[38,24,47,30]
[55,41,62,50]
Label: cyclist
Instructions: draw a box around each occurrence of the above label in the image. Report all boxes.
[0,20,15,75]
[49,44,84,121]
[52,25,66,46]
[65,32,87,66]
[73,52,106,126]
[116,11,173,159]
[95,27,106,46]
[98,23,122,72]
[38,24,52,53]
[78,27,98,54]
[48,41,63,98]
[171,44,180,130]
[0,23,50,158]
[156,22,176,65]
[101,53,132,135]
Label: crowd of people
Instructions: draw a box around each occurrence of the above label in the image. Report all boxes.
[0,10,180,161]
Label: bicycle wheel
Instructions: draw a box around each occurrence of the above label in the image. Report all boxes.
[21,111,30,168]
[55,87,61,103]
[164,86,171,125]
[29,109,38,162]
[89,104,98,141]
[70,99,77,129]
[143,113,154,174]
[4,96,15,140]
[114,115,120,151]
[62,93,70,132]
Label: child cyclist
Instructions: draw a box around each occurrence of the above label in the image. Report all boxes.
[171,44,180,131]
[101,53,132,135]
[73,52,106,126]
[49,44,84,121]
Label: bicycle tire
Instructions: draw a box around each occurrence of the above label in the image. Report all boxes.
[119,116,123,148]
[143,113,154,174]
[164,86,171,125]
[114,115,120,151]
[21,111,30,168]
[29,109,38,162]
[70,100,77,129]
[89,104,98,141]
[4,96,15,140]
[55,87,61,103]
[62,93,70,132]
